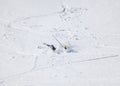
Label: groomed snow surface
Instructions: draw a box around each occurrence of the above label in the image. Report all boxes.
[0,0,120,86]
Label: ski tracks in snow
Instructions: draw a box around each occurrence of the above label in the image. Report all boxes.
[0,4,120,83]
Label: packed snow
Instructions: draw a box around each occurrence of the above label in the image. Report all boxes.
[0,0,120,86]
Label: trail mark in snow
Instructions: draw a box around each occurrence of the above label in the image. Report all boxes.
[1,54,119,81]
[71,55,119,64]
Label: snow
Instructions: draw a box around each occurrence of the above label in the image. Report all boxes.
[0,0,120,86]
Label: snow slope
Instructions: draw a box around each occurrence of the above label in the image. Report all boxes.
[0,0,120,86]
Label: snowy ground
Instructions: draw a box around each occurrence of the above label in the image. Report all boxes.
[0,0,120,86]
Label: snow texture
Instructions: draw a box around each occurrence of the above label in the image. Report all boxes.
[0,0,120,86]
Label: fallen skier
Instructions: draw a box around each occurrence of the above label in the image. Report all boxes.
[43,43,56,51]
[43,43,77,54]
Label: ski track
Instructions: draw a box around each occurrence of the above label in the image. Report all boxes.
[0,54,119,81]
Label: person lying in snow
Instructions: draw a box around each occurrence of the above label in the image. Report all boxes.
[43,43,68,51]
[43,43,77,54]
[43,43,56,51]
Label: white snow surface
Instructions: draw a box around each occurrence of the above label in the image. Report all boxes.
[0,0,120,86]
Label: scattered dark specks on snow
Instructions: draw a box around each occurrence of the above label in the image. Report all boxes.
[85,27,88,30]
[9,56,16,60]
[37,46,43,49]
[12,56,15,59]
[75,38,79,40]
[67,48,78,53]
[53,28,58,31]
[90,34,97,40]
[3,34,8,39]
[59,29,65,31]
[7,24,12,28]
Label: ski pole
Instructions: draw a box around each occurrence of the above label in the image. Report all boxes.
[52,35,67,49]
[52,35,64,47]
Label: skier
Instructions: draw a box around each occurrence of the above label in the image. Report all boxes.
[43,43,56,51]
[43,43,68,51]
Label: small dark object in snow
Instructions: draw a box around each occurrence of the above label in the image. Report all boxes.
[85,27,88,30]
[51,45,56,51]
[44,43,56,51]
[37,46,42,49]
